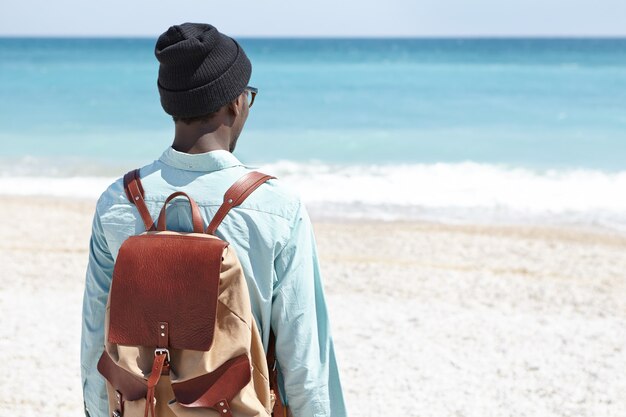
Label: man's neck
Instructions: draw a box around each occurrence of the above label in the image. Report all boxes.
[172,123,231,154]
[171,140,228,154]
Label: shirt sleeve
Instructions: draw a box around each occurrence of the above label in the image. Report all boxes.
[80,205,113,417]
[271,200,348,417]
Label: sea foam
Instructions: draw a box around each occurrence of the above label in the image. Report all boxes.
[1,161,625,230]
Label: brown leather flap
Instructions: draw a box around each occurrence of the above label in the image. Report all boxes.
[97,351,147,401]
[172,355,251,407]
[108,233,228,351]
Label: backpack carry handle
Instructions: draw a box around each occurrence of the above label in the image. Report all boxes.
[156,191,205,233]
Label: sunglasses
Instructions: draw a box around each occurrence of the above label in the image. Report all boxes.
[244,86,258,108]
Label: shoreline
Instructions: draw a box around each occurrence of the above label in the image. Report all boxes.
[1,160,626,235]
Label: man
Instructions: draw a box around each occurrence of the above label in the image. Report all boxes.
[80,23,347,417]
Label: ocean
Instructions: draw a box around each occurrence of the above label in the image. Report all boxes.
[1,38,625,228]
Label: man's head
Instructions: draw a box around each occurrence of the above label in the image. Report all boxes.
[155,23,254,152]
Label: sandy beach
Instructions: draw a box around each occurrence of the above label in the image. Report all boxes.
[1,195,625,417]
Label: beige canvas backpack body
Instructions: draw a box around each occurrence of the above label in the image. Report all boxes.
[97,169,288,417]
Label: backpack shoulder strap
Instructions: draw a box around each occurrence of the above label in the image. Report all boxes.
[123,168,156,231]
[206,171,275,235]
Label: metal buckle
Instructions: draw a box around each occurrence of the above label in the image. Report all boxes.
[154,348,170,363]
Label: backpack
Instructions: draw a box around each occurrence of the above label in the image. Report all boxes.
[97,168,288,417]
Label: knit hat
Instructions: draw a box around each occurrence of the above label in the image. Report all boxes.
[154,23,252,118]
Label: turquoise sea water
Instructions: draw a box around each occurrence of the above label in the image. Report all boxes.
[1,38,625,227]
[1,38,625,170]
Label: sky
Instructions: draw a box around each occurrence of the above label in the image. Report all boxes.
[2,0,626,37]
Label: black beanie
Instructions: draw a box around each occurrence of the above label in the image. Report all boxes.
[154,23,252,118]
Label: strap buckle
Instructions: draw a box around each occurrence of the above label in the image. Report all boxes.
[155,348,170,363]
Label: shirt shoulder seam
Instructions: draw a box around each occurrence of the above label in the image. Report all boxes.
[98,197,298,222]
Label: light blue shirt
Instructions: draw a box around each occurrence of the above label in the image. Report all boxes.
[80,147,347,417]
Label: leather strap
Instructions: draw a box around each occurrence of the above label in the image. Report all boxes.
[97,351,148,401]
[156,191,204,233]
[123,169,156,232]
[215,399,234,417]
[267,330,288,417]
[144,353,167,417]
[173,355,251,408]
[206,171,276,235]
[158,322,169,348]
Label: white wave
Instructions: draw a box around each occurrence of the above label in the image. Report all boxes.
[258,161,626,230]
[0,176,116,199]
[1,161,626,230]
[259,161,626,211]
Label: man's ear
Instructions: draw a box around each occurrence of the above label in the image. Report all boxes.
[227,94,244,117]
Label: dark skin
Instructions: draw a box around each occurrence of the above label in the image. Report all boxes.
[171,91,250,154]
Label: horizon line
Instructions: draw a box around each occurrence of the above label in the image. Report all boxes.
[1,34,626,40]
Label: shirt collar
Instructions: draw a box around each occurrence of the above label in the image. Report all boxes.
[158,146,245,172]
